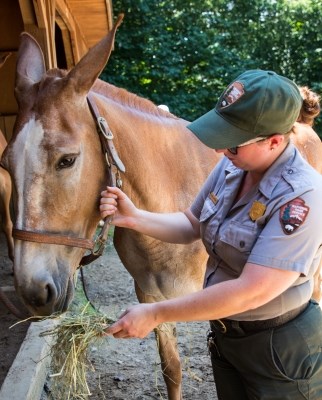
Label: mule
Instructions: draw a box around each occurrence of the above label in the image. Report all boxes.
[2,15,322,399]
[2,16,217,399]
[0,53,13,261]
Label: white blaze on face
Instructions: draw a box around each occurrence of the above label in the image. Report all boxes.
[14,117,47,230]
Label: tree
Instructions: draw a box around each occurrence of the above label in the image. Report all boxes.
[101,0,322,135]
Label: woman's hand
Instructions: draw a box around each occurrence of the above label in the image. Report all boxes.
[105,303,160,339]
[100,186,138,228]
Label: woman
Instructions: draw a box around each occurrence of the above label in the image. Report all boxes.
[100,70,322,399]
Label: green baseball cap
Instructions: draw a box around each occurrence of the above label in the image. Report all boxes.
[187,69,303,149]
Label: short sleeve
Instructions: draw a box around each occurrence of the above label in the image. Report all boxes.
[248,191,322,276]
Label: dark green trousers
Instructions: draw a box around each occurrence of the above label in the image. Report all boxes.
[209,300,322,400]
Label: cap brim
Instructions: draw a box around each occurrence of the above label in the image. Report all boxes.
[187,109,255,149]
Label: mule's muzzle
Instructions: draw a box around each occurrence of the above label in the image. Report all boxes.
[17,273,75,316]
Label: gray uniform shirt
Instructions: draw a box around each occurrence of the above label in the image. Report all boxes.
[191,143,322,321]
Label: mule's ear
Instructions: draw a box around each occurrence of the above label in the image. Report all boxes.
[67,14,124,95]
[15,32,46,96]
[0,53,11,69]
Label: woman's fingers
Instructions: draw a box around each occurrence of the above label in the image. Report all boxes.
[99,187,120,218]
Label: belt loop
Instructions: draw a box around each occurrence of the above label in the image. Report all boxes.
[231,320,245,335]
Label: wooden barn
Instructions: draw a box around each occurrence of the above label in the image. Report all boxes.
[0,0,114,142]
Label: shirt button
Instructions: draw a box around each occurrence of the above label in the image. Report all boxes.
[288,169,294,174]
[240,241,245,248]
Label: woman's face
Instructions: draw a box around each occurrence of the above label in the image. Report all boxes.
[215,135,286,173]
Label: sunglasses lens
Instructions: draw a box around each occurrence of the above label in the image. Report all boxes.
[228,147,238,155]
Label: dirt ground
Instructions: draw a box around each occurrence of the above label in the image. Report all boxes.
[73,242,215,400]
[0,232,217,399]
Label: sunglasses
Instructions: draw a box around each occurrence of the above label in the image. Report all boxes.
[227,136,268,155]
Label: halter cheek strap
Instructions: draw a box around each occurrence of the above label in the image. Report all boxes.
[13,93,125,267]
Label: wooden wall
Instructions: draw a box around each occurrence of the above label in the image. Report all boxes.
[0,0,113,142]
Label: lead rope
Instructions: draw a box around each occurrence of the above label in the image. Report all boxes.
[79,169,122,310]
[0,286,29,319]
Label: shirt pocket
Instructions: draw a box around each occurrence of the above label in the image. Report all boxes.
[220,220,259,254]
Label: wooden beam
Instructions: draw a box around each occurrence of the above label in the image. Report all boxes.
[55,0,88,63]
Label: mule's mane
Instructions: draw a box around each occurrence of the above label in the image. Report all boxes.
[92,80,178,119]
[46,68,177,119]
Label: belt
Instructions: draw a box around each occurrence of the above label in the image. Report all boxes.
[210,302,308,335]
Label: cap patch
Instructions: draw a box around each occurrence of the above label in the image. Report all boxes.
[220,81,244,108]
[280,198,309,235]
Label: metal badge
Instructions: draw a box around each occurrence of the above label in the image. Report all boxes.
[249,200,266,221]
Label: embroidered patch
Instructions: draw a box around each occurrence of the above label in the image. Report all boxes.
[220,81,244,108]
[249,201,266,221]
[208,192,218,205]
[280,198,310,235]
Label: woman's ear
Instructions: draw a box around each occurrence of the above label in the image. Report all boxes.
[269,134,285,150]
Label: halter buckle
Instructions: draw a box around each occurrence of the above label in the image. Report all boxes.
[97,116,114,139]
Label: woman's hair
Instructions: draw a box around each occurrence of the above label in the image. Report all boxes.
[298,86,321,126]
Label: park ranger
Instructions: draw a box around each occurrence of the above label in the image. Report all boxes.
[100,69,322,400]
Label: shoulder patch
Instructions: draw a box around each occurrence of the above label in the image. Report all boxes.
[280,198,310,235]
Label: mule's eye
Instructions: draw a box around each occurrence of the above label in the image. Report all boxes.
[57,156,76,170]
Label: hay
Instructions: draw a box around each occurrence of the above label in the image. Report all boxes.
[40,302,115,400]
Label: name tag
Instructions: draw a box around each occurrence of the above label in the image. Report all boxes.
[208,192,218,205]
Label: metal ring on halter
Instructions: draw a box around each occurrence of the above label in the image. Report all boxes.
[92,236,106,256]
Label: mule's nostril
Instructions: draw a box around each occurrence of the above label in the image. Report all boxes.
[45,283,54,305]
[19,274,59,312]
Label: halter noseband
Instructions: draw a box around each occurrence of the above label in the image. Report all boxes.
[12,94,125,267]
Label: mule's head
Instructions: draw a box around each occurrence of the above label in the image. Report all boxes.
[2,16,124,316]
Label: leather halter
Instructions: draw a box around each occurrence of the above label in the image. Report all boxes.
[12,93,125,267]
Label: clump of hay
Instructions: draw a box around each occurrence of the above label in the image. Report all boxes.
[40,303,115,400]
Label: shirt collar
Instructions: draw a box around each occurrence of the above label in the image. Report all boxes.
[224,142,297,198]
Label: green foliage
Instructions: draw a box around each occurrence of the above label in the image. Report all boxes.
[101,0,322,136]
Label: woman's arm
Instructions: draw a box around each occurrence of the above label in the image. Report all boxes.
[100,186,200,244]
[105,263,300,338]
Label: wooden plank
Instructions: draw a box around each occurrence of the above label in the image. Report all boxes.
[56,0,88,62]
[0,320,57,400]
[0,116,16,142]
[67,0,112,46]
[18,0,36,25]
[0,52,18,115]
[32,0,55,67]
[4,116,16,142]
[0,0,24,50]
